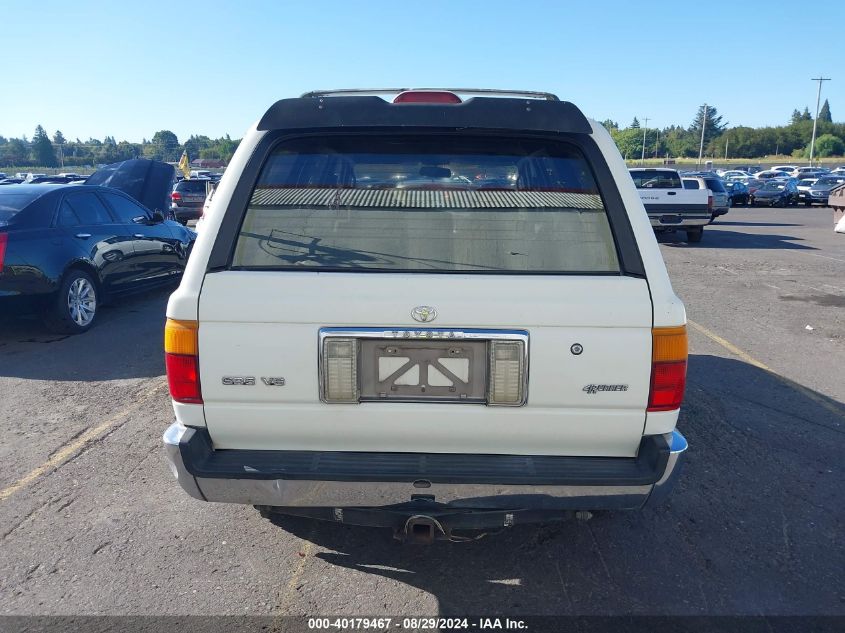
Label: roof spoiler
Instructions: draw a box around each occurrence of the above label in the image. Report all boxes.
[257,95,592,135]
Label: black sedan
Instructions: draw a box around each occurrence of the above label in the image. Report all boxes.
[725,181,750,206]
[0,184,195,333]
[750,180,798,207]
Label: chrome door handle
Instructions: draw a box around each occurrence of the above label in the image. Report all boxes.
[75,233,92,239]
[133,234,144,238]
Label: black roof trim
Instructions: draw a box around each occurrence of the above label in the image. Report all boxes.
[257,96,593,134]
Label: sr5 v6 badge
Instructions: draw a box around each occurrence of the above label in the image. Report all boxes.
[222,376,286,386]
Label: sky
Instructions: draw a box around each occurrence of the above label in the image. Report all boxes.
[1,0,843,144]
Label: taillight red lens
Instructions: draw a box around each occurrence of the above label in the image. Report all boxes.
[165,353,202,404]
[707,195,713,210]
[393,91,462,104]
[0,233,7,274]
[171,192,182,201]
[648,361,687,412]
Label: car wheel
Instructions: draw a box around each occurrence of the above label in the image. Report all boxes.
[686,227,703,243]
[44,269,99,334]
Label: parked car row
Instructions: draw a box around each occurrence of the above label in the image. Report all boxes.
[684,165,845,208]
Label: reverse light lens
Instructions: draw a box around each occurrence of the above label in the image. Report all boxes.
[322,338,359,403]
[488,340,525,406]
[648,325,688,412]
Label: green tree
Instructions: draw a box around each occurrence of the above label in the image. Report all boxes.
[611,127,644,159]
[818,99,832,123]
[790,109,803,125]
[600,119,619,132]
[150,130,179,161]
[630,117,640,129]
[31,125,57,167]
[690,105,727,147]
[801,107,812,121]
[53,130,66,146]
[806,134,845,158]
[0,138,29,166]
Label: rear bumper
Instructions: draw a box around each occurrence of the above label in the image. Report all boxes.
[163,423,688,513]
[648,213,710,228]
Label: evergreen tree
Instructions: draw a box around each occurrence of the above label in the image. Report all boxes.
[801,107,812,121]
[818,99,832,123]
[53,130,66,146]
[31,125,57,167]
[630,117,640,129]
[790,109,803,125]
[690,105,727,145]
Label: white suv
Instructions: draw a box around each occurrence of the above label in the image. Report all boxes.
[163,89,688,541]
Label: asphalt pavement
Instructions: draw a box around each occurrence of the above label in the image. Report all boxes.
[0,205,843,617]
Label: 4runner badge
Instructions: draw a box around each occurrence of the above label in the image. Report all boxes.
[411,306,437,323]
[583,384,629,394]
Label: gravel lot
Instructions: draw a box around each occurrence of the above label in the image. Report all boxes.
[1,205,843,617]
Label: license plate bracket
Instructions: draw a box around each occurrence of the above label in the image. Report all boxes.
[359,339,487,403]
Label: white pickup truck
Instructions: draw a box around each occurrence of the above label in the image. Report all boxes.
[629,168,712,243]
[162,89,689,542]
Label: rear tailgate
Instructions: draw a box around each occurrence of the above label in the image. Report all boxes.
[198,273,652,456]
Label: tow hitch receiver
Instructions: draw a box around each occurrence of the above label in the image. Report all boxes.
[400,515,445,545]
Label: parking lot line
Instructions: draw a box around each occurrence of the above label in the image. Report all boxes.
[688,319,844,421]
[276,540,315,615]
[0,381,166,503]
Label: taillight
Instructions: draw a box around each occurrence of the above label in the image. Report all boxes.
[171,192,182,202]
[393,90,462,104]
[707,195,713,210]
[0,233,7,274]
[648,326,687,412]
[164,319,202,404]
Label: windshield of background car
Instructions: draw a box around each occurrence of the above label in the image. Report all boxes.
[763,182,784,190]
[629,171,682,189]
[232,135,620,273]
[817,177,845,186]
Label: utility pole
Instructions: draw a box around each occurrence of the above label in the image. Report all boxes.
[724,136,729,161]
[640,117,650,165]
[654,128,660,158]
[809,76,831,167]
[698,104,708,168]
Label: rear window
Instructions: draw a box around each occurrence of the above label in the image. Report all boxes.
[176,180,208,193]
[231,135,620,274]
[704,178,726,193]
[683,180,700,190]
[629,170,682,189]
[0,192,42,225]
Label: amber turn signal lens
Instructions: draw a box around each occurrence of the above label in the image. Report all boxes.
[652,325,688,363]
[164,319,198,356]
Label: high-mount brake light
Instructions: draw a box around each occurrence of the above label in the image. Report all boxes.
[648,326,688,412]
[0,233,7,274]
[393,91,462,104]
[165,319,202,404]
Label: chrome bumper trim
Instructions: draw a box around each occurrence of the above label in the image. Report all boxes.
[163,423,687,511]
